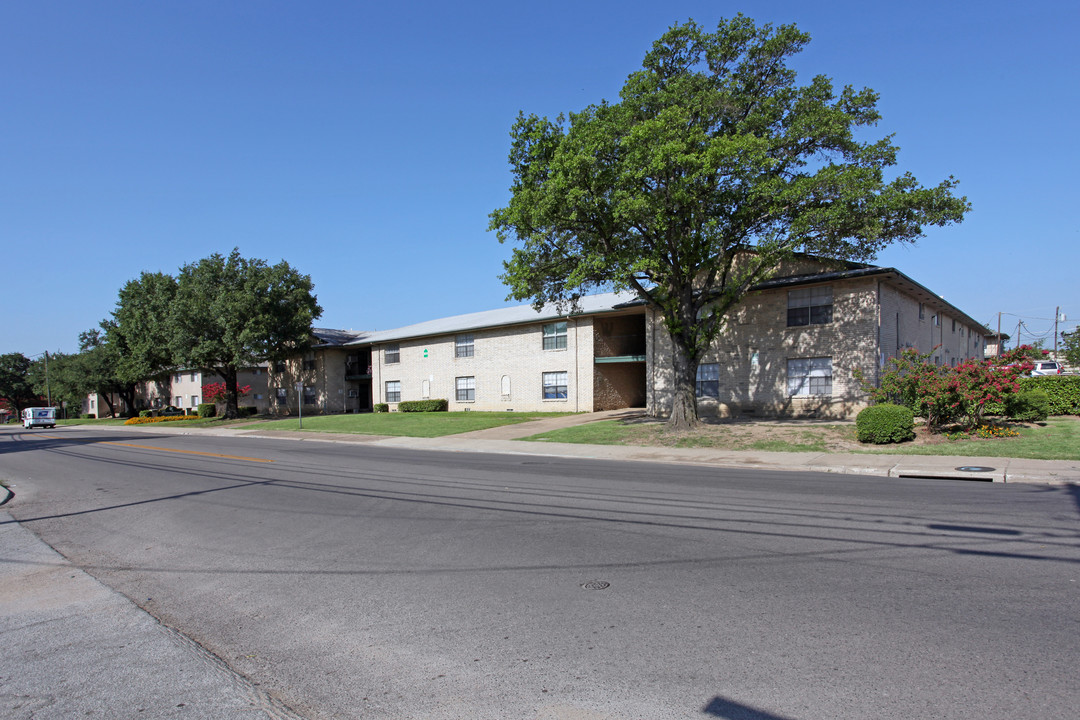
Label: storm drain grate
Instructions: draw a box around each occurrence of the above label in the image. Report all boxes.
[581,580,610,591]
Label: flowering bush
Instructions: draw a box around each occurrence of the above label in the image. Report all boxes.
[124,415,195,425]
[201,382,252,402]
[858,346,1030,431]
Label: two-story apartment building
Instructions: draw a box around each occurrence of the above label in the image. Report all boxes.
[335,258,991,419]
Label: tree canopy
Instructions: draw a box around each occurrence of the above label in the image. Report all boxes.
[490,16,969,428]
[168,249,322,418]
[0,352,39,413]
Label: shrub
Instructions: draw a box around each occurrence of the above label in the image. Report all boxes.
[985,375,1080,416]
[856,403,915,444]
[373,403,389,413]
[398,399,449,412]
[197,403,216,418]
[1005,389,1049,422]
[80,413,95,419]
[239,406,258,417]
[139,410,154,418]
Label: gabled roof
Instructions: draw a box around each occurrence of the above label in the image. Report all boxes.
[312,328,370,347]
[348,291,642,346]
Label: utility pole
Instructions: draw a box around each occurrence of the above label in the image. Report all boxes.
[1054,306,1060,358]
[996,311,1002,358]
[1016,319,1022,350]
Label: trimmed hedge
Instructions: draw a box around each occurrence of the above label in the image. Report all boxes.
[373,403,389,413]
[80,413,96,419]
[239,406,258,417]
[1005,389,1049,422]
[197,403,216,418]
[139,410,153,418]
[397,399,449,413]
[856,403,915,444]
[124,414,196,425]
[984,375,1080,416]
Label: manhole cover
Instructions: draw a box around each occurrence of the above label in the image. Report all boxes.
[955,466,996,473]
[581,580,610,591]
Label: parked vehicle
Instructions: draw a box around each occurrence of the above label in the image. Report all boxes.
[1031,361,1063,376]
[22,407,58,429]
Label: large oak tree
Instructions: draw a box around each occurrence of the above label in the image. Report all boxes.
[490,17,969,429]
[169,249,322,419]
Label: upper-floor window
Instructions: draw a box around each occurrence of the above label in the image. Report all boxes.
[543,322,567,350]
[787,358,832,396]
[919,303,925,320]
[385,344,400,364]
[696,363,719,398]
[787,287,833,327]
[456,334,475,358]
[274,361,286,373]
[302,354,316,371]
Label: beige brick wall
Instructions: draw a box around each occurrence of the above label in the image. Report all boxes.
[647,278,880,419]
[267,349,352,415]
[372,318,596,412]
[880,284,986,367]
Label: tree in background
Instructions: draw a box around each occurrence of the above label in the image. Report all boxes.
[0,353,39,413]
[169,249,322,418]
[105,271,178,391]
[1061,332,1080,369]
[490,16,969,429]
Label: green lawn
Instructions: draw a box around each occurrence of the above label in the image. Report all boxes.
[55,417,133,426]
[235,411,576,438]
[522,416,1080,461]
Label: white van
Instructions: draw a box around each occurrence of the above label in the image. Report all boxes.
[22,407,57,429]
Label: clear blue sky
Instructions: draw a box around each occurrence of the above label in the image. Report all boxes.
[3,0,1077,358]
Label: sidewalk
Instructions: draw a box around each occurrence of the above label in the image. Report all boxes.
[212,410,1080,485]
[0,497,303,720]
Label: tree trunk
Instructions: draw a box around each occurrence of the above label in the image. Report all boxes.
[221,366,240,419]
[666,335,700,431]
[101,393,116,418]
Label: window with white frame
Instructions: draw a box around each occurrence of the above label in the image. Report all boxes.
[385,381,401,403]
[174,396,182,407]
[275,388,288,406]
[542,371,568,399]
[787,286,833,327]
[455,334,474,358]
[191,395,200,406]
[422,380,430,399]
[787,358,832,396]
[696,363,720,398]
[190,372,197,382]
[384,344,400,364]
[456,376,475,401]
[501,375,511,397]
[542,322,567,350]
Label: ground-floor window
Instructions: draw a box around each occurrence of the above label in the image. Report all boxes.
[787,358,832,396]
[191,395,200,407]
[303,386,317,405]
[174,396,182,407]
[385,381,401,403]
[276,388,288,406]
[696,363,719,398]
[542,371,568,399]
[456,376,475,402]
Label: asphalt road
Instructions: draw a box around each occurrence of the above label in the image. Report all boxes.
[2,425,1079,719]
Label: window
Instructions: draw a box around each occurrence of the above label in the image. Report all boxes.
[456,376,475,402]
[385,381,401,403]
[787,286,833,326]
[932,314,941,327]
[543,322,567,350]
[919,303,925,320]
[191,395,200,407]
[174,396,182,407]
[303,386,316,405]
[422,380,430,399]
[274,361,286,373]
[455,334,474,358]
[302,355,316,371]
[501,375,511,398]
[951,319,957,332]
[275,388,288,406]
[787,358,832,396]
[696,363,719,398]
[542,371,568,399]
[385,344,400,364]
[254,393,264,400]
[190,372,197,382]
